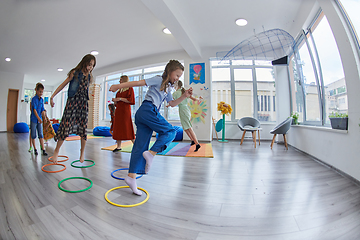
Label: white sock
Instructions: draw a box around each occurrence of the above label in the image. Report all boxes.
[125,176,142,196]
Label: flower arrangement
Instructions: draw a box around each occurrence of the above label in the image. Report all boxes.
[217,101,232,115]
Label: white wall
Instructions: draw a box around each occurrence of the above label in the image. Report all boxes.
[0,71,25,131]
[287,0,360,181]
[274,65,291,143]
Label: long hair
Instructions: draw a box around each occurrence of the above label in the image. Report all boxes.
[160,60,184,93]
[177,80,185,94]
[119,75,129,93]
[68,54,96,83]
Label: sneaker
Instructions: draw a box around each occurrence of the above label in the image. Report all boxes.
[113,148,122,152]
[42,150,48,156]
[34,149,38,155]
[190,141,195,146]
[28,147,33,152]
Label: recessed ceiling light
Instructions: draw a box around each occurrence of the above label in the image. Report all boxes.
[235,18,248,26]
[90,50,99,56]
[41,79,45,82]
[162,28,171,35]
[57,68,63,72]
[5,57,11,62]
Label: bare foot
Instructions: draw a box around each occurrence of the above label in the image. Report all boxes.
[52,152,59,164]
[80,154,85,163]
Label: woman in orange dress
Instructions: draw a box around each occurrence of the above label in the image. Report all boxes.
[112,75,135,152]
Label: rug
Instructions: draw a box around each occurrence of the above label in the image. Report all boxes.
[65,135,105,141]
[101,141,213,158]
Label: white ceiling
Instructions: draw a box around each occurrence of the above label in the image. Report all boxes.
[0,0,316,87]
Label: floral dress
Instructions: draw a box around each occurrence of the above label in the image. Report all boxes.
[55,74,89,141]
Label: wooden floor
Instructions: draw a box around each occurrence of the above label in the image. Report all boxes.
[1,132,360,240]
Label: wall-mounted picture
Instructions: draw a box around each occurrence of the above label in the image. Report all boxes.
[44,97,49,104]
[189,63,205,85]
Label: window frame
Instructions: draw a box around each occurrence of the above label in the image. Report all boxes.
[102,63,183,122]
[290,8,347,127]
[211,59,275,122]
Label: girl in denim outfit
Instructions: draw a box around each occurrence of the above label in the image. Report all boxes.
[50,54,96,164]
[109,60,192,195]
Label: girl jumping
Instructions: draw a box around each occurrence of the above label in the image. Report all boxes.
[171,80,202,151]
[109,60,192,195]
[50,54,96,163]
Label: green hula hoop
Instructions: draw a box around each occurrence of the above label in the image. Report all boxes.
[71,160,95,168]
[58,177,93,193]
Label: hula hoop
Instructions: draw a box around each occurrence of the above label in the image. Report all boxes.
[71,160,95,168]
[48,155,69,163]
[41,163,66,173]
[111,168,143,180]
[58,177,93,193]
[105,186,149,208]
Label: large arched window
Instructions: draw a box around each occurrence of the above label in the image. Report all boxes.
[337,0,360,54]
[290,9,347,126]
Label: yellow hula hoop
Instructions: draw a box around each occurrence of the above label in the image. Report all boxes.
[104,186,149,208]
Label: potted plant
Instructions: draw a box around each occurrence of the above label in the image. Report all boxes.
[290,112,299,125]
[329,112,348,130]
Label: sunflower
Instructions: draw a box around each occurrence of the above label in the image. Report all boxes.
[217,101,232,115]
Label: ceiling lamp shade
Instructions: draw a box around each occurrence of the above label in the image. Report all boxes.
[217,28,295,61]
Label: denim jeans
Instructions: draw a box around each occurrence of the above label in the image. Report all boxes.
[30,121,43,139]
[129,101,176,174]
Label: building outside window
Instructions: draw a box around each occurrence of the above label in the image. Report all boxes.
[211,59,275,122]
[290,9,347,126]
[311,13,346,124]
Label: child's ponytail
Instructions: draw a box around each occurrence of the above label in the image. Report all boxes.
[177,80,185,94]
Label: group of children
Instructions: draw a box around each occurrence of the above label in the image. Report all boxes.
[30,54,201,196]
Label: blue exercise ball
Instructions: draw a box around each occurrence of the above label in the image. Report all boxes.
[13,122,29,133]
[93,126,112,137]
[52,123,60,133]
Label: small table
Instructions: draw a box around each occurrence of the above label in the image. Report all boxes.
[240,127,262,148]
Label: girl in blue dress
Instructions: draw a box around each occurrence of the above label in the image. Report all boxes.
[109,60,192,195]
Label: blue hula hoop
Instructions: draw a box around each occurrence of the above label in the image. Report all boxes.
[111,168,143,180]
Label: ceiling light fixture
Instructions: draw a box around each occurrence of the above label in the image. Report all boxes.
[5,57,11,62]
[90,50,99,56]
[235,18,248,26]
[57,68,63,72]
[41,79,45,82]
[162,28,171,35]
